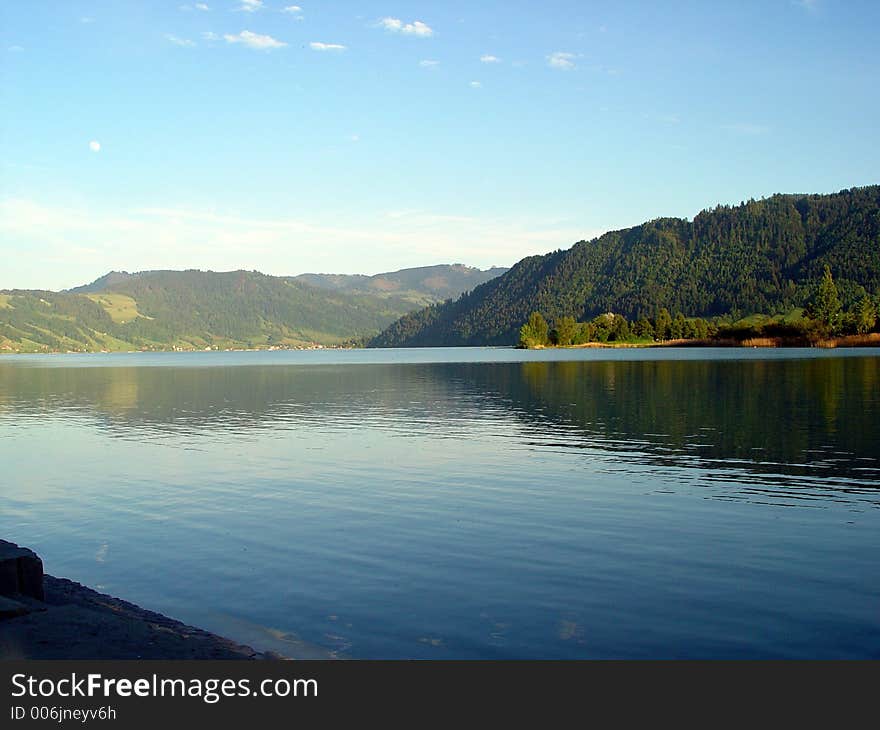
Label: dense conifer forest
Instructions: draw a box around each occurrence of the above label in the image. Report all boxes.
[370,186,880,347]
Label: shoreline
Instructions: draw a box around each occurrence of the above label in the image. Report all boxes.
[0,539,284,660]
[0,345,354,356]
[4,333,879,356]
[526,332,880,350]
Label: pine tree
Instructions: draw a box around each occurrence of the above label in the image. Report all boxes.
[812,265,842,333]
[856,295,877,334]
[670,312,687,339]
[632,316,654,339]
[654,308,672,340]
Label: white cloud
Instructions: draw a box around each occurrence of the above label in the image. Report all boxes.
[224,30,287,50]
[378,17,433,37]
[480,54,500,63]
[419,59,438,68]
[547,51,576,70]
[469,81,481,89]
[196,2,210,9]
[202,31,219,41]
[237,0,263,12]
[8,45,24,52]
[165,34,196,47]
[408,22,433,37]
[310,41,346,51]
[80,17,94,24]
[349,134,360,143]
[282,5,302,13]
[89,141,101,153]
[380,17,401,31]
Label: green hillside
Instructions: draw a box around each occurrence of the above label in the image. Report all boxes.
[0,268,468,353]
[369,186,880,347]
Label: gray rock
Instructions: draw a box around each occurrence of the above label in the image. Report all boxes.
[0,540,45,601]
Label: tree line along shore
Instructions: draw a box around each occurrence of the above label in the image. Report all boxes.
[518,266,880,349]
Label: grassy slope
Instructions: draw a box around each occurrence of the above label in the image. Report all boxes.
[84,293,146,324]
[0,265,509,353]
[0,270,425,352]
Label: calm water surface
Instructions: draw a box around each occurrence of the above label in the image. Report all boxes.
[1,347,878,658]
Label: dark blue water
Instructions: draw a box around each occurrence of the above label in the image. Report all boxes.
[1,348,878,658]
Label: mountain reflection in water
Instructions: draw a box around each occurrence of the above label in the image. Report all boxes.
[1,350,878,658]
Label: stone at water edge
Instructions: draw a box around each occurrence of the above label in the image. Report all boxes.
[0,539,45,601]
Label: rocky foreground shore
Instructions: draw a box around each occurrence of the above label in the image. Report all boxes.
[0,539,282,660]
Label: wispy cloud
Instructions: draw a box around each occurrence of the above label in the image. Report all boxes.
[547,51,576,70]
[792,0,819,11]
[80,17,94,24]
[202,31,219,41]
[310,41,346,52]
[89,141,101,153]
[237,0,263,12]
[224,30,287,50]
[480,54,500,63]
[469,80,482,89]
[196,2,209,9]
[0,197,592,289]
[95,543,109,563]
[419,59,439,68]
[165,34,196,47]
[378,17,434,37]
[7,45,24,53]
[282,5,302,13]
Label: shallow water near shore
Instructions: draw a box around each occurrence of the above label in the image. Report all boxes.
[1,347,879,658]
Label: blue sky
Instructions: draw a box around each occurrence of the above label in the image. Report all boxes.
[1,0,878,290]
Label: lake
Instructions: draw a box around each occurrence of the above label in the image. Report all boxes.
[1,347,879,658]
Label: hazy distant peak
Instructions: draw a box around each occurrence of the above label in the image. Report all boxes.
[68,271,140,293]
[292,264,509,301]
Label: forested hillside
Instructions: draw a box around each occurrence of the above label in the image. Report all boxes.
[370,186,880,347]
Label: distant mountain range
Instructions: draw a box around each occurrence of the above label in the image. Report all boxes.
[370,186,880,347]
[0,265,506,352]
[293,264,509,306]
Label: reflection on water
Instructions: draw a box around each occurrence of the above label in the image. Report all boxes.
[1,350,879,658]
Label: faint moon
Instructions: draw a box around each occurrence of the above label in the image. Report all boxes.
[89,140,101,152]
